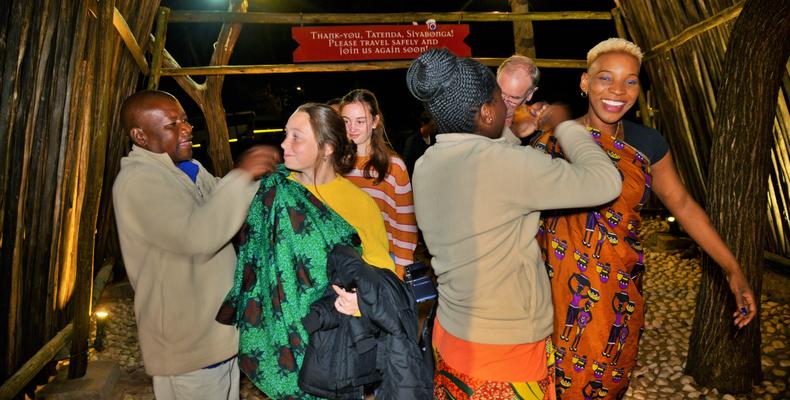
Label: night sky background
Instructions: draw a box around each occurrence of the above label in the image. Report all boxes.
[154,0,638,163]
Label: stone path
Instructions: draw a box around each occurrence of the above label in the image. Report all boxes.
[624,221,789,400]
[85,218,789,399]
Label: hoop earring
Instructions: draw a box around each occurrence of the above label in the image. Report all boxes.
[581,91,588,98]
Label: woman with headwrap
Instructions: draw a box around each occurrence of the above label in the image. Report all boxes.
[406,48,623,400]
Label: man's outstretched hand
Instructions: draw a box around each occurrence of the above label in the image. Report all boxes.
[235,145,281,179]
[512,102,570,138]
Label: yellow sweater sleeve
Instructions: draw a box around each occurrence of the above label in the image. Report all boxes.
[344,197,397,274]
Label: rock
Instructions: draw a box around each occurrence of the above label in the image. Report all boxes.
[772,368,786,377]
[686,391,701,399]
[765,385,780,394]
[771,340,785,349]
[680,375,695,385]
[764,345,776,354]
[631,392,646,400]
[682,384,695,392]
[670,371,683,381]
[762,358,775,367]
[656,377,670,386]
[636,379,650,389]
[647,362,658,370]
[659,386,675,394]
[721,395,735,400]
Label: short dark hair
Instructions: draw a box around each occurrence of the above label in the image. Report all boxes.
[120,90,177,134]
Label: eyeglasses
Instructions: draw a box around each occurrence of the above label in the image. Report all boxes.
[501,86,539,105]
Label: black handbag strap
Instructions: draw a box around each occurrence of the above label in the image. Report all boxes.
[419,300,438,373]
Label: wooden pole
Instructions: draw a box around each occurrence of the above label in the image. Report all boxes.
[147,7,170,90]
[510,0,536,58]
[167,10,613,24]
[2,0,34,377]
[91,260,114,307]
[112,7,149,75]
[159,57,587,76]
[644,1,744,61]
[68,0,114,379]
[765,251,790,268]
[0,260,113,398]
[0,324,73,399]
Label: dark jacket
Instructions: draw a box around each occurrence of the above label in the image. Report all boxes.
[299,246,433,400]
[402,131,432,177]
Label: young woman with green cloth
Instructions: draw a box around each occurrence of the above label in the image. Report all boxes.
[217,103,395,399]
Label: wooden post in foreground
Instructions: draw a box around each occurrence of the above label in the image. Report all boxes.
[510,0,536,58]
[69,0,115,379]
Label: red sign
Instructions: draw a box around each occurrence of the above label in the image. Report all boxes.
[292,25,471,62]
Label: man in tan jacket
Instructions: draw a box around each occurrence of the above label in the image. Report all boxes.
[113,90,278,400]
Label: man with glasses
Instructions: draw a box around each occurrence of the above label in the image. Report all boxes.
[497,55,564,144]
[497,55,540,128]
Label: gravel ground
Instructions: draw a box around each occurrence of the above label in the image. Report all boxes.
[87,218,789,399]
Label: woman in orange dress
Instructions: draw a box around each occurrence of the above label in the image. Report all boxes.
[533,38,757,399]
[408,48,624,400]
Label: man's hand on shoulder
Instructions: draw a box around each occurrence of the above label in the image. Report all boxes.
[235,145,281,180]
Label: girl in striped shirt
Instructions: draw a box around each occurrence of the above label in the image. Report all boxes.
[340,89,418,278]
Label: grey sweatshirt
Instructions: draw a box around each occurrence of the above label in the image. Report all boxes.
[412,121,622,345]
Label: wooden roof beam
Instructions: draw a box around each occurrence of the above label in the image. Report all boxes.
[167,10,612,24]
[112,7,149,75]
[644,1,744,61]
[159,58,586,76]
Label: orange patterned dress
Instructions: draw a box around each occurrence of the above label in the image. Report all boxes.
[534,126,651,399]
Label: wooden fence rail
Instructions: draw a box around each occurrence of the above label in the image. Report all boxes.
[0,261,113,399]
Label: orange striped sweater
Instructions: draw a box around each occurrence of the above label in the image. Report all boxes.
[345,154,417,277]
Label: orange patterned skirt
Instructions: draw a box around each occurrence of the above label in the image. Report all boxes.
[434,339,556,400]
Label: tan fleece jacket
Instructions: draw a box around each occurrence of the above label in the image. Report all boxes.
[412,121,622,345]
[113,145,258,376]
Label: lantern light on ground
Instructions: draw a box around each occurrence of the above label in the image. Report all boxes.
[94,309,109,352]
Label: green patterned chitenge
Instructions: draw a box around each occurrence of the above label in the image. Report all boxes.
[217,166,361,399]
